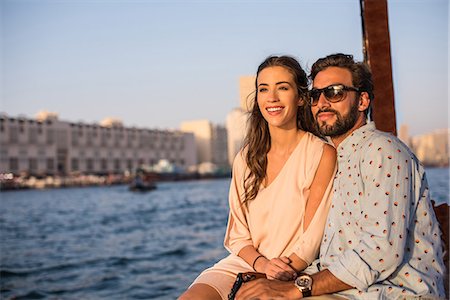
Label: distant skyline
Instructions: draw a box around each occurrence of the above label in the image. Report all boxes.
[1,0,448,136]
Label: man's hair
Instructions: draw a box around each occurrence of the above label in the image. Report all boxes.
[310,53,374,118]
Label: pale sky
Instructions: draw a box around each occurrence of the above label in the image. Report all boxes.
[1,0,448,136]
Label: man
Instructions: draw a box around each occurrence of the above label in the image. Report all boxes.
[236,53,446,299]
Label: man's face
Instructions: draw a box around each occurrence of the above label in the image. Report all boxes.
[311,67,360,137]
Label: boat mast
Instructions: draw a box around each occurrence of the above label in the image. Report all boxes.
[360,0,397,135]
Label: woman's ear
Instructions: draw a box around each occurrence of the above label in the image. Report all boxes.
[358,92,371,112]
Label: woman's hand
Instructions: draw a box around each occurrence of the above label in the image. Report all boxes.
[260,256,297,281]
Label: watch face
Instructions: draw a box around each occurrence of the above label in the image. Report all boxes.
[296,275,312,289]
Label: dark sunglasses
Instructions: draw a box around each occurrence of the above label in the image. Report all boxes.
[310,84,360,106]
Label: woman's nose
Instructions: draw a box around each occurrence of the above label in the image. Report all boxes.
[267,90,279,102]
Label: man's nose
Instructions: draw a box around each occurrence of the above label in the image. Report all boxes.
[316,92,330,108]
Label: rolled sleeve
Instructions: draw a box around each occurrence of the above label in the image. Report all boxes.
[328,250,379,291]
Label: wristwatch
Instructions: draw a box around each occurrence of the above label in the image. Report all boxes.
[294,274,313,297]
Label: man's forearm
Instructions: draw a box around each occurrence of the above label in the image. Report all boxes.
[311,269,352,296]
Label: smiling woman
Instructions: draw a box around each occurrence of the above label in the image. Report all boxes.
[256,66,302,131]
[179,55,337,300]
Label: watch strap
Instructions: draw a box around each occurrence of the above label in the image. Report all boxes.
[302,289,312,297]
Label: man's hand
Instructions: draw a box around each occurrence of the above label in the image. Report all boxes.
[235,278,301,300]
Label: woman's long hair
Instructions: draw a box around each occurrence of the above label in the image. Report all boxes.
[242,55,314,204]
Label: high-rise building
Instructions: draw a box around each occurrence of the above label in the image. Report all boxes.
[226,76,255,166]
[239,76,256,112]
[0,112,197,176]
[398,124,411,147]
[411,128,449,167]
[226,108,247,166]
[180,120,229,171]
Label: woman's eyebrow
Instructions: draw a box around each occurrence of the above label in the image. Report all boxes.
[275,81,291,85]
[257,81,292,87]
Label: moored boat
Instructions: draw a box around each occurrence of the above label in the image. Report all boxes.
[129,168,157,192]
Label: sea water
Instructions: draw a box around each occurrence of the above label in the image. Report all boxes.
[0,168,448,299]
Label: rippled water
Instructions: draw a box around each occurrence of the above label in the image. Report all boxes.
[1,179,230,299]
[427,167,450,205]
[0,168,448,299]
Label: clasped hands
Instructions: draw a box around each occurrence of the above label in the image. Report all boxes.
[233,256,300,299]
[256,256,297,281]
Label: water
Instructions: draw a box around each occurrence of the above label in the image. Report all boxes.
[427,167,450,205]
[1,168,448,299]
[1,179,230,299]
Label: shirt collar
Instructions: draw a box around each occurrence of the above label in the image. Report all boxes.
[330,122,376,160]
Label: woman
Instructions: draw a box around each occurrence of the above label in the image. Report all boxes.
[180,56,336,300]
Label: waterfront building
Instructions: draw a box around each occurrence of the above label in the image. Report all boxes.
[239,76,256,112]
[226,108,247,166]
[411,128,449,167]
[0,112,197,176]
[180,120,229,172]
[398,123,411,147]
[225,76,255,166]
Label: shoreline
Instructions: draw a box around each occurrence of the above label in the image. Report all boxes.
[0,173,231,192]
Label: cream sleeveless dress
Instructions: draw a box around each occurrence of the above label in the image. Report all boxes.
[191,132,335,299]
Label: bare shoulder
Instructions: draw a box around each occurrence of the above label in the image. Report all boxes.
[321,143,337,163]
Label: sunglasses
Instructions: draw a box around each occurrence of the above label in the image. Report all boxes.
[310,84,360,106]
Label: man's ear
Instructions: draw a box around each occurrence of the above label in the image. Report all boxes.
[297,96,305,107]
[358,92,371,112]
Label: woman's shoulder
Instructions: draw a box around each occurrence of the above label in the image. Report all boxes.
[301,132,336,162]
[302,131,330,148]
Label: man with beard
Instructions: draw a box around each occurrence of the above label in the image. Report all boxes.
[235,53,446,299]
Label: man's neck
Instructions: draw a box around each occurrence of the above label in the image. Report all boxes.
[331,117,367,148]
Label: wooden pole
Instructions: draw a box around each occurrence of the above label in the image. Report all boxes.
[360,0,397,135]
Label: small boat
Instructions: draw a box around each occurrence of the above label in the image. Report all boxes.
[129,168,157,192]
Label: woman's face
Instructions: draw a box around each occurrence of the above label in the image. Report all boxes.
[256,66,301,130]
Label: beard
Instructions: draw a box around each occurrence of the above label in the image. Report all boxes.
[315,101,359,137]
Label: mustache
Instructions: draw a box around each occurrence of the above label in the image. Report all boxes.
[315,108,338,118]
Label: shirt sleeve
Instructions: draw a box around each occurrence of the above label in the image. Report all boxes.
[223,151,253,255]
[292,142,336,265]
[328,137,417,291]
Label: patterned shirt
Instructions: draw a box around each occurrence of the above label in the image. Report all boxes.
[305,123,446,299]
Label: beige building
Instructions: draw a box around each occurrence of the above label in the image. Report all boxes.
[411,128,449,167]
[226,108,248,166]
[0,112,197,176]
[398,124,411,148]
[225,76,255,166]
[239,76,256,112]
[180,120,229,171]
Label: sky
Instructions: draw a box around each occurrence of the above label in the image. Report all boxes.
[1,0,448,136]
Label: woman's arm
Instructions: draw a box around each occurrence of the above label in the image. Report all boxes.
[303,144,336,231]
[238,245,297,281]
[288,143,336,271]
[225,152,296,280]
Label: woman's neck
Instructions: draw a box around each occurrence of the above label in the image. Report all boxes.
[269,127,304,155]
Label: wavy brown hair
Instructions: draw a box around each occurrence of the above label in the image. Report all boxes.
[241,55,314,204]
